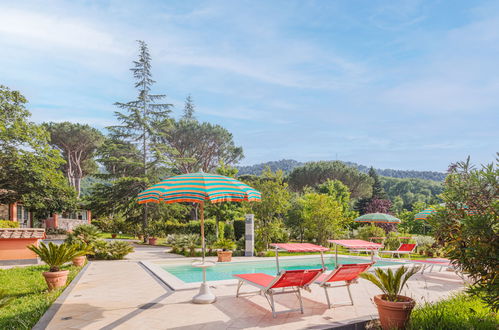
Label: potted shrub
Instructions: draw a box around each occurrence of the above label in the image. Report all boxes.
[28,242,81,291]
[214,238,236,262]
[72,243,94,267]
[360,266,420,330]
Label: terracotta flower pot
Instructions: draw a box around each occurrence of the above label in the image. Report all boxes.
[72,255,86,267]
[149,237,157,245]
[111,233,117,239]
[43,270,69,291]
[374,294,416,330]
[138,235,144,240]
[217,250,233,262]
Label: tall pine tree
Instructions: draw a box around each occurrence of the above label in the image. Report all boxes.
[182,94,196,121]
[368,167,387,199]
[107,40,173,234]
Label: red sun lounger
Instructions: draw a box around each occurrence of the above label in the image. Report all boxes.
[314,263,373,308]
[234,268,324,318]
[380,243,417,259]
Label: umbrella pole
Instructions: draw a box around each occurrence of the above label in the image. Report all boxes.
[200,202,205,262]
[320,251,325,269]
[275,247,280,274]
[335,244,338,267]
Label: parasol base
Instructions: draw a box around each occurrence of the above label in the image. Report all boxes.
[192,282,216,304]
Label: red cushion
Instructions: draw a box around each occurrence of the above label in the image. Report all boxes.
[234,273,275,287]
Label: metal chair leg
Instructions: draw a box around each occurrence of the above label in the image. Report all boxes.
[323,286,332,308]
[297,288,304,314]
[268,292,276,318]
[346,285,354,305]
[236,280,243,297]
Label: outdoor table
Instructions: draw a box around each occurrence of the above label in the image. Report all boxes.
[328,239,383,264]
[270,243,329,273]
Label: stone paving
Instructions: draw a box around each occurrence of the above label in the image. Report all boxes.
[41,245,465,330]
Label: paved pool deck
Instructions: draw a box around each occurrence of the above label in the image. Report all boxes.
[39,245,465,329]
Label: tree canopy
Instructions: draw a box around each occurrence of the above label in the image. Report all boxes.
[0,85,76,217]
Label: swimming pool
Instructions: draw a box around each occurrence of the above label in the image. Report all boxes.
[160,256,405,283]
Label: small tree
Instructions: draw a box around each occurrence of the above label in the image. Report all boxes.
[429,155,498,310]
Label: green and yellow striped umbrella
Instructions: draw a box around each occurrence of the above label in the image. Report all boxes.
[414,207,437,220]
[137,172,261,261]
[354,213,401,223]
[138,172,261,204]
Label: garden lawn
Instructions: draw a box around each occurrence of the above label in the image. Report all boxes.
[409,293,499,330]
[98,232,136,239]
[0,264,80,329]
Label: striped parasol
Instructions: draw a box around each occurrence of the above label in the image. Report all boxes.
[354,213,401,223]
[137,172,261,260]
[414,207,437,220]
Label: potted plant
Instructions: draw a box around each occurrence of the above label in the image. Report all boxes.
[71,243,94,267]
[28,242,82,291]
[360,265,420,330]
[214,238,236,262]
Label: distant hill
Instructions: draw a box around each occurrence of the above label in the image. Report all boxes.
[237,159,446,181]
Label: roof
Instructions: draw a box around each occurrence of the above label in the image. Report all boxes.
[328,239,383,249]
[270,243,329,252]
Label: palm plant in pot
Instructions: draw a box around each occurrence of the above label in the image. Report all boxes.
[28,242,82,291]
[360,265,420,330]
[214,238,236,262]
[71,243,94,267]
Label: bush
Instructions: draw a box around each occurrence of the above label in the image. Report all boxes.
[409,294,499,329]
[429,157,499,310]
[93,240,134,260]
[213,238,236,251]
[45,228,68,235]
[233,219,245,240]
[0,220,19,228]
[413,235,436,254]
[65,224,101,245]
[27,242,81,272]
[160,219,217,237]
[357,224,385,241]
[224,222,235,240]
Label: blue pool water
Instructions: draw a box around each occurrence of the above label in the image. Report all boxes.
[161,257,405,283]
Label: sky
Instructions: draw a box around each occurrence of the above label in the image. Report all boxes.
[1,0,498,171]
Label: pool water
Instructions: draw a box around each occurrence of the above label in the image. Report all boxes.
[161,257,404,283]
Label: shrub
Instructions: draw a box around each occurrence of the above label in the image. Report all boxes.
[409,294,499,329]
[413,235,436,254]
[93,240,134,260]
[217,221,225,240]
[224,222,235,240]
[160,219,217,237]
[233,219,245,240]
[0,220,19,228]
[429,156,499,310]
[28,242,81,272]
[65,224,101,245]
[45,228,68,235]
[236,237,245,251]
[357,224,385,241]
[213,238,236,251]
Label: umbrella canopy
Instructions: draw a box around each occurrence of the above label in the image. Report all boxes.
[137,172,261,261]
[414,207,437,220]
[354,213,401,223]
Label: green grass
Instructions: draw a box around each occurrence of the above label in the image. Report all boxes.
[98,232,136,239]
[409,294,499,330]
[0,264,81,329]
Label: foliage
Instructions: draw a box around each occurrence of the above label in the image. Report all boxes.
[104,40,172,233]
[157,118,243,173]
[0,290,12,308]
[0,220,19,228]
[43,122,104,197]
[165,234,201,255]
[213,238,236,251]
[429,156,499,310]
[233,219,245,240]
[237,159,447,181]
[244,169,291,249]
[45,228,68,235]
[28,242,81,272]
[408,293,499,330]
[368,167,387,199]
[254,220,288,252]
[158,219,217,237]
[0,264,79,329]
[182,94,196,120]
[383,231,414,250]
[397,201,431,235]
[359,265,420,302]
[288,161,373,199]
[357,224,385,241]
[92,240,134,260]
[64,224,101,246]
[0,85,77,218]
[217,221,225,241]
[300,192,348,246]
[413,235,436,254]
[381,176,442,210]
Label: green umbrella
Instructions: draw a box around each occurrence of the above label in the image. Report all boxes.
[414,207,437,220]
[354,213,401,223]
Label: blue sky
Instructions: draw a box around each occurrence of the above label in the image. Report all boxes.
[1,0,498,171]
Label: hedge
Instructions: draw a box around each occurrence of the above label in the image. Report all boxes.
[233,219,245,240]
[0,220,19,228]
[160,220,217,237]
